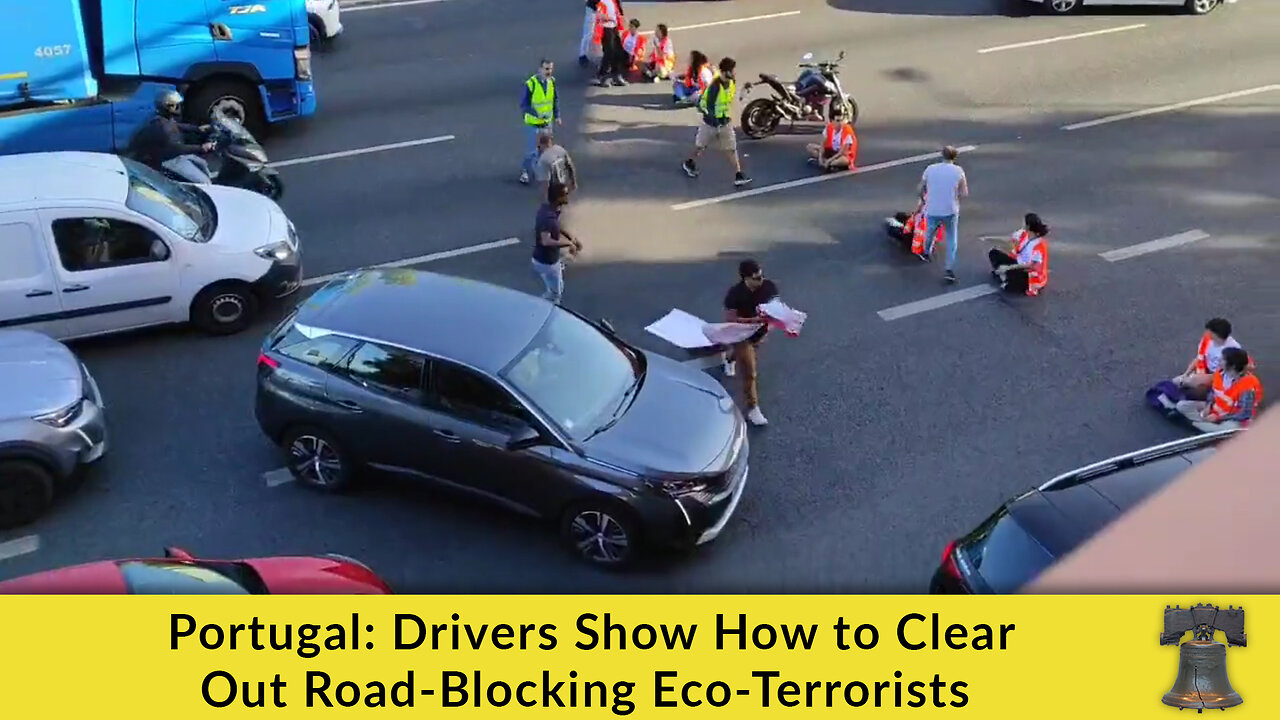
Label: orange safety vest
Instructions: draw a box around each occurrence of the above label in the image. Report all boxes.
[654,36,675,72]
[1207,371,1264,424]
[680,63,709,90]
[822,122,857,160]
[908,196,946,255]
[1011,230,1049,296]
[592,1,621,46]
[622,32,648,68]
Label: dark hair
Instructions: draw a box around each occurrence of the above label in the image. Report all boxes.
[690,50,707,67]
[1205,317,1233,339]
[941,145,959,161]
[738,259,761,279]
[657,23,668,36]
[548,183,568,205]
[628,18,640,28]
[1222,347,1249,373]
[1024,213,1049,237]
[718,57,736,74]
[539,58,553,67]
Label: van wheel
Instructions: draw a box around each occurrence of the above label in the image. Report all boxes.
[191,282,258,336]
[0,460,56,529]
[188,79,266,139]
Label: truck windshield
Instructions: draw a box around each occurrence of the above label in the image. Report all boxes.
[121,158,214,242]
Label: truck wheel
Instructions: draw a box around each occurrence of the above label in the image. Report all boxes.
[190,282,259,336]
[189,80,267,138]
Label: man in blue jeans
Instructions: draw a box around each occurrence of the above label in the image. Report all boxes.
[520,59,561,185]
[916,145,969,283]
[531,185,581,304]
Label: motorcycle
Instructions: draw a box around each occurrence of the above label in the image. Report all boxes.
[739,51,858,140]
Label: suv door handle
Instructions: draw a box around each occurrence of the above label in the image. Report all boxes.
[25,289,53,297]
[335,400,362,412]
[433,429,462,443]
[62,284,89,293]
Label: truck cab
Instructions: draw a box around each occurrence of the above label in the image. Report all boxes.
[1,0,315,156]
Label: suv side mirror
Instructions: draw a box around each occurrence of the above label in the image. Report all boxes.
[506,424,543,451]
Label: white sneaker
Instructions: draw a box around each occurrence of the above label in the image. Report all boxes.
[722,360,736,377]
[746,407,768,426]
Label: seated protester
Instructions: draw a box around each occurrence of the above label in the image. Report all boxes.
[1172,317,1254,400]
[986,213,1050,296]
[643,24,677,82]
[620,19,650,76]
[673,50,713,104]
[887,193,946,256]
[1173,347,1264,433]
[805,104,857,173]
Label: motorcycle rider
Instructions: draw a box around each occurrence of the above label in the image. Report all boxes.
[127,90,215,183]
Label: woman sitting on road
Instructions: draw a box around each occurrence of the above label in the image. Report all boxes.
[673,50,712,104]
[984,213,1050,297]
[1171,317,1255,400]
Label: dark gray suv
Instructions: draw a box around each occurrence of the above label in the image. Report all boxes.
[255,269,749,568]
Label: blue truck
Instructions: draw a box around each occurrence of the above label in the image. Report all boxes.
[0,0,316,156]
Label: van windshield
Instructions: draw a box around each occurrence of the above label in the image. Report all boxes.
[121,158,215,242]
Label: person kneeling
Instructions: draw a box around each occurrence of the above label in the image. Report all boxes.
[1173,347,1263,433]
[986,213,1050,296]
[806,106,857,173]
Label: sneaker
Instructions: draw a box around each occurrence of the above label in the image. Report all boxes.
[578,55,589,68]
[595,77,609,87]
[944,270,956,283]
[746,407,768,426]
[518,170,530,185]
[733,173,753,187]
[682,160,699,178]
[807,157,819,166]
[722,359,736,377]
[916,252,931,262]
[610,76,628,87]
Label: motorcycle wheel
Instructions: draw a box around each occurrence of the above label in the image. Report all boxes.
[843,97,860,126]
[741,98,782,140]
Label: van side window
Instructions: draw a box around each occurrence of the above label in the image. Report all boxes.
[51,218,168,272]
[0,222,45,282]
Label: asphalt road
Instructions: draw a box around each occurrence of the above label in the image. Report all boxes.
[3,0,1277,591]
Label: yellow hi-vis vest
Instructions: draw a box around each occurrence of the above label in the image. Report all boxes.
[698,78,735,121]
[524,76,555,126]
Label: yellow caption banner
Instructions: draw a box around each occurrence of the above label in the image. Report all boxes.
[0,595,1273,716]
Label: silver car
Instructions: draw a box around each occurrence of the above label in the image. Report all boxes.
[0,330,108,528]
[1027,0,1233,15]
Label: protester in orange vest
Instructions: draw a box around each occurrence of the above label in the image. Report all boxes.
[1172,318,1255,400]
[984,213,1050,296]
[672,50,712,104]
[620,19,650,75]
[885,193,945,254]
[593,0,627,86]
[1173,347,1264,432]
[642,24,677,82]
[804,105,857,173]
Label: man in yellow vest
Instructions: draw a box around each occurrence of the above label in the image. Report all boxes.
[681,57,752,187]
[520,59,561,185]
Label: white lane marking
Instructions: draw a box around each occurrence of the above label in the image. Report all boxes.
[877,285,1000,322]
[640,11,802,36]
[1062,85,1280,131]
[977,23,1146,54]
[263,468,296,487]
[1099,230,1210,262]
[300,237,521,288]
[0,535,40,561]
[344,0,450,13]
[671,146,979,212]
[271,135,455,168]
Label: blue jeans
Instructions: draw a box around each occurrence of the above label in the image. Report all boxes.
[925,214,959,270]
[522,123,547,176]
[531,258,563,303]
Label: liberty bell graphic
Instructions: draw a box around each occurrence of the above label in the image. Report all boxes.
[1160,603,1245,712]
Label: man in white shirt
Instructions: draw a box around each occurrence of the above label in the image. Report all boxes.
[916,146,969,283]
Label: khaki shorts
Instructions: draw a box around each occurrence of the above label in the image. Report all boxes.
[695,123,737,152]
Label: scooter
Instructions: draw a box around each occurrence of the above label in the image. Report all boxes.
[739,51,858,140]
[129,117,283,200]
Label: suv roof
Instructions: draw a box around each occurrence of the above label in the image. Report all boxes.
[1008,431,1233,558]
[295,269,555,373]
[0,151,127,209]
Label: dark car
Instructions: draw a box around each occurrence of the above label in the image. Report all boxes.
[254,269,749,569]
[930,429,1239,594]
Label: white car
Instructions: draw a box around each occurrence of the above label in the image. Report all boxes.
[1028,0,1233,14]
[307,0,344,44]
[0,152,302,341]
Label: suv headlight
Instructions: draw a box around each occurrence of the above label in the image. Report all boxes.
[254,241,295,262]
[34,398,84,428]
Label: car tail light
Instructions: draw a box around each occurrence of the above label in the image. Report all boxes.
[939,539,961,579]
[257,352,280,370]
[294,46,312,80]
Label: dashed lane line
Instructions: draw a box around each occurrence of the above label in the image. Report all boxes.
[1062,85,1280,131]
[877,285,1000,322]
[300,237,521,288]
[0,535,40,562]
[271,135,455,168]
[1099,230,1210,262]
[977,24,1146,55]
[639,11,802,36]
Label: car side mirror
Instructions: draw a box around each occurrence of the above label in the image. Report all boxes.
[598,318,617,335]
[163,546,194,560]
[506,425,543,451]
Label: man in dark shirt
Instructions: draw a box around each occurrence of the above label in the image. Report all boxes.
[127,90,214,182]
[531,184,581,304]
[722,258,776,426]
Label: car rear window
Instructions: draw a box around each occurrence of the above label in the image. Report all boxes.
[959,506,1055,594]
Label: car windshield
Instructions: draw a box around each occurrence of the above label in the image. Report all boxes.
[501,310,637,441]
[121,157,214,242]
[118,560,254,594]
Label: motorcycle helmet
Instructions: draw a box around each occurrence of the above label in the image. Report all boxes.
[155,90,184,118]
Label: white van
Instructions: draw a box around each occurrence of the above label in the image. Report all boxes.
[307,0,344,44]
[0,152,302,341]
